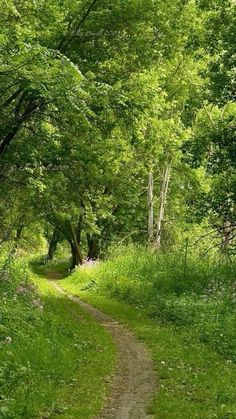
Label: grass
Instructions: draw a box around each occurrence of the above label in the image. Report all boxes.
[0,258,116,418]
[61,245,236,418]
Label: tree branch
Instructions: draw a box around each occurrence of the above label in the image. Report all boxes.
[59,0,100,52]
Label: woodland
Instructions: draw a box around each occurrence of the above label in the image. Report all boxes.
[0,1,236,418]
[0,0,235,261]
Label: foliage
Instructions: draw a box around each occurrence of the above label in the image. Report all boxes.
[0,0,223,260]
[183,103,236,230]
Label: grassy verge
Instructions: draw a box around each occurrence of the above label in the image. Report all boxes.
[0,258,116,418]
[61,246,236,418]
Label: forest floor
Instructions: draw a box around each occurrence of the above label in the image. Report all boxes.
[46,270,156,419]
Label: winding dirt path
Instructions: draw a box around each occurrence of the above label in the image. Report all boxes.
[46,271,156,419]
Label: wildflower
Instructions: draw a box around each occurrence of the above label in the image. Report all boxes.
[32,299,44,310]
[81,258,100,268]
[16,286,28,295]
[5,336,12,344]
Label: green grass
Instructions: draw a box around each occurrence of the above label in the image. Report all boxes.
[0,258,116,418]
[61,246,236,418]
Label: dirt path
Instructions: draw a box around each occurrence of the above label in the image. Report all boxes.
[46,271,156,419]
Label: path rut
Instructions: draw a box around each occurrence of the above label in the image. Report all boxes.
[47,272,155,419]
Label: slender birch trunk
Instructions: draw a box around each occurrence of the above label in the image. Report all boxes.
[222,220,234,250]
[155,160,172,249]
[147,172,154,244]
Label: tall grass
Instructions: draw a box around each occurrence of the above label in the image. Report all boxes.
[68,245,236,361]
[84,245,235,298]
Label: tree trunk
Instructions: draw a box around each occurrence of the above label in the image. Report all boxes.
[87,234,99,260]
[147,172,154,244]
[11,224,24,255]
[69,221,83,268]
[70,242,81,269]
[155,160,172,249]
[47,228,61,260]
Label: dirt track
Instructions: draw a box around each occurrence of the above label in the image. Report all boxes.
[47,273,155,419]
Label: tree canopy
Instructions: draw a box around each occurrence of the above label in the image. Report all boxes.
[0,0,235,264]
